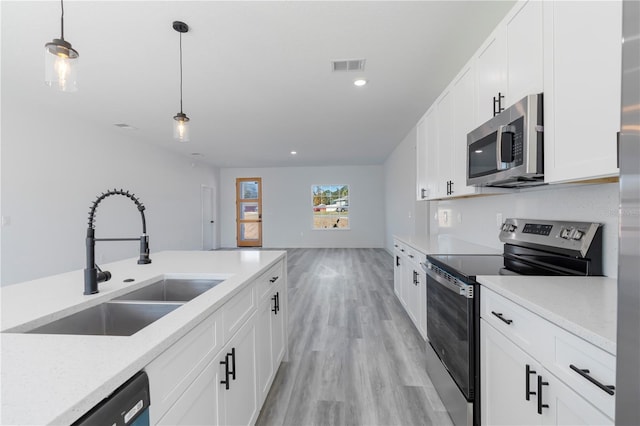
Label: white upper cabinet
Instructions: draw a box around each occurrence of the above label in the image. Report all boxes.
[543,0,622,183]
[424,107,440,200]
[476,25,507,124]
[505,0,544,105]
[436,89,455,199]
[452,61,478,197]
[416,116,429,200]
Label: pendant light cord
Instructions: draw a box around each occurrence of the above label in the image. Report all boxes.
[179,32,183,114]
[60,0,65,40]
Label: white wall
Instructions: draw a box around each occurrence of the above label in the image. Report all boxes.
[219,166,385,248]
[383,131,620,277]
[1,108,219,286]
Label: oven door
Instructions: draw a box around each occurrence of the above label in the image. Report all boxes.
[425,263,476,401]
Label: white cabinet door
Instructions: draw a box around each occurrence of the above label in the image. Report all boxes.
[256,299,274,405]
[405,265,420,328]
[481,320,543,426]
[541,370,613,426]
[451,61,477,197]
[157,357,220,426]
[271,280,286,369]
[218,314,259,426]
[505,0,543,105]
[416,116,429,200]
[416,265,427,340]
[543,0,622,183]
[436,89,455,198]
[424,107,440,200]
[476,26,507,124]
[393,248,403,303]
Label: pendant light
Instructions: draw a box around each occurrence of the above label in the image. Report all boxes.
[44,0,79,92]
[173,21,190,142]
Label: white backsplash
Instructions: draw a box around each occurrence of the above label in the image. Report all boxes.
[428,182,620,277]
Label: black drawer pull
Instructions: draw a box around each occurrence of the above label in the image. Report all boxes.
[537,375,549,414]
[230,347,236,381]
[220,353,230,390]
[491,311,513,325]
[525,364,537,401]
[569,364,615,395]
[269,276,279,283]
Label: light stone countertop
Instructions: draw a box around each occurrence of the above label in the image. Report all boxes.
[0,250,286,425]
[477,275,617,355]
[394,234,501,256]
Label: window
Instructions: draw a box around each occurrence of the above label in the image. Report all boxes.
[312,184,349,230]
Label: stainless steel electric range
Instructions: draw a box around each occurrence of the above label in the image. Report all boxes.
[423,218,604,426]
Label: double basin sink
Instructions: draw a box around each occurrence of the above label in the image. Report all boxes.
[25,278,223,337]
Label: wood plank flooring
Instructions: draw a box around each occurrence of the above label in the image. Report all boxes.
[255,248,453,426]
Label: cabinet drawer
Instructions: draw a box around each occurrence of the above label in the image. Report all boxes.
[481,287,551,360]
[146,310,221,424]
[548,327,616,420]
[222,283,257,343]
[257,261,284,302]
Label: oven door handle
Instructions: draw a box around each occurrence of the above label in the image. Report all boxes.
[423,263,474,298]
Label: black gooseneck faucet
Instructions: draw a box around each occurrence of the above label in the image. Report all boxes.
[84,189,151,295]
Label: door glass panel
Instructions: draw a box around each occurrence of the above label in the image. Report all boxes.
[241,181,259,200]
[240,223,260,242]
[468,132,499,178]
[240,202,259,220]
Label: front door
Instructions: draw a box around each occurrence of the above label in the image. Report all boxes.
[236,178,262,247]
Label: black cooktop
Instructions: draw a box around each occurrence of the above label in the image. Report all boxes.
[427,254,507,281]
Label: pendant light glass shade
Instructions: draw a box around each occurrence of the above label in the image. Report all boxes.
[173,113,190,142]
[172,21,190,142]
[45,1,78,92]
[44,39,79,92]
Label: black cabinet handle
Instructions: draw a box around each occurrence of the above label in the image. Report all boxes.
[230,347,236,381]
[276,291,280,313]
[396,256,400,267]
[569,364,615,395]
[220,353,230,390]
[525,364,537,401]
[408,254,414,259]
[414,271,420,285]
[537,375,549,414]
[449,181,454,195]
[272,294,278,314]
[491,311,513,325]
[401,248,405,252]
[493,92,505,117]
[269,276,279,283]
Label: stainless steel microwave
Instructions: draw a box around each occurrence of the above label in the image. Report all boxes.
[466,93,544,187]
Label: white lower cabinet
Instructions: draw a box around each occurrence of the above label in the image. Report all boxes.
[147,259,287,426]
[481,287,614,425]
[482,318,543,425]
[392,239,427,340]
[257,279,286,405]
[218,314,259,426]
[157,357,220,425]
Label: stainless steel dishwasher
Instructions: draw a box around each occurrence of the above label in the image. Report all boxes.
[72,371,150,426]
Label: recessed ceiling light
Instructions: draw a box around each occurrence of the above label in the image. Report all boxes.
[290,151,297,155]
[191,152,203,156]
[354,79,367,87]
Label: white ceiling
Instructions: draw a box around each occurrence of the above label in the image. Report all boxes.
[1,1,514,168]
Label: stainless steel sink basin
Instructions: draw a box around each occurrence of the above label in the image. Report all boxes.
[26,301,182,336]
[114,278,223,302]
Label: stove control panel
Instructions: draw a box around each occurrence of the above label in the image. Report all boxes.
[499,218,602,258]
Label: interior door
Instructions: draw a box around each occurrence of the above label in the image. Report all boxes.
[236,178,262,247]
[201,185,215,250]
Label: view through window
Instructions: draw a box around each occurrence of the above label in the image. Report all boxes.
[312,184,349,229]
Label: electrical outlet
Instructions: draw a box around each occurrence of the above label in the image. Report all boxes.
[496,213,503,228]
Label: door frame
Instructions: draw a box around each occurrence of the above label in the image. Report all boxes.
[236,177,262,247]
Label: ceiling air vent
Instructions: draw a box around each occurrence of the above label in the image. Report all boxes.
[331,59,365,72]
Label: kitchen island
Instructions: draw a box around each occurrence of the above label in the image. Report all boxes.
[0,250,286,425]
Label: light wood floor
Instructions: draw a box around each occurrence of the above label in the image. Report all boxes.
[255,248,453,426]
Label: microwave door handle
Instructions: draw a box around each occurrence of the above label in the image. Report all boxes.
[496,125,505,170]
